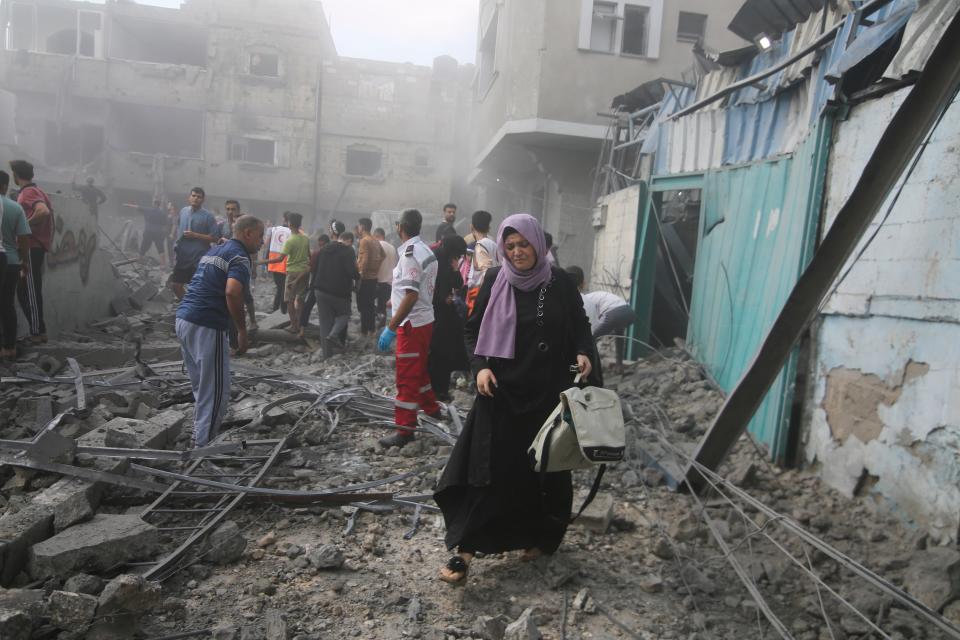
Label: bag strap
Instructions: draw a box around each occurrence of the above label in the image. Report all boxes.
[570,464,606,523]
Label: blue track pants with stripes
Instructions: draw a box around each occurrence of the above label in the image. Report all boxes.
[176,318,230,448]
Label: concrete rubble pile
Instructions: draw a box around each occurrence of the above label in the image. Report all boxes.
[0,256,954,639]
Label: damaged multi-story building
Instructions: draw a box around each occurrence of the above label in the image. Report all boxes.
[0,0,472,232]
[469,0,746,274]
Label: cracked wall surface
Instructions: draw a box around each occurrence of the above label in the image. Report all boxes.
[804,87,960,542]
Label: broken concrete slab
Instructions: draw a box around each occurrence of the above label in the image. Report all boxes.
[205,521,247,565]
[0,609,32,640]
[33,477,103,532]
[48,590,98,630]
[504,607,541,640]
[264,609,287,640]
[905,547,960,611]
[28,514,158,580]
[0,589,47,620]
[0,504,55,586]
[574,492,614,532]
[63,573,106,596]
[87,574,162,640]
[78,412,184,451]
[97,573,162,616]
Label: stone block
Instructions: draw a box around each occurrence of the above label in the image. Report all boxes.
[0,504,54,586]
[0,589,47,620]
[504,607,541,640]
[573,492,614,532]
[78,411,183,451]
[28,514,158,580]
[63,573,105,596]
[205,521,246,565]
[33,478,102,532]
[0,609,32,640]
[97,574,162,617]
[48,590,97,629]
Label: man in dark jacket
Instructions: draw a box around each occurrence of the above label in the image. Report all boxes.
[312,231,358,357]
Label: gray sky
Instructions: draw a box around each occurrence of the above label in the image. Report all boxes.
[323,0,478,66]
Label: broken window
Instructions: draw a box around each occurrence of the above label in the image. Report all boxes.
[6,3,36,51]
[249,51,280,77]
[621,4,649,56]
[346,146,382,177]
[112,103,203,158]
[109,17,207,67]
[477,5,499,95]
[677,11,707,43]
[44,122,103,166]
[230,137,276,165]
[589,2,618,53]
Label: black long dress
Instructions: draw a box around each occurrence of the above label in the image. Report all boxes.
[434,266,594,555]
[428,254,470,398]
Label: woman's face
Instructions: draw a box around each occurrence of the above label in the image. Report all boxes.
[504,232,537,272]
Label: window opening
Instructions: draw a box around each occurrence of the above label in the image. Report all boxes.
[621,4,649,56]
[677,11,707,43]
[589,2,618,53]
[346,146,382,177]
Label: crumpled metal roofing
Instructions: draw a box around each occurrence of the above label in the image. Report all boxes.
[645,0,942,173]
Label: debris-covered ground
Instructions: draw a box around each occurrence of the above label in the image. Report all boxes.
[0,255,957,640]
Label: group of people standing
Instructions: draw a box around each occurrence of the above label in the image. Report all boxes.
[0,160,54,359]
[154,191,640,589]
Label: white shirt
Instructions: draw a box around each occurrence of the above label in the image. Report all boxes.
[377,239,398,284]
[582,290,630,331]
[391,236,438,328]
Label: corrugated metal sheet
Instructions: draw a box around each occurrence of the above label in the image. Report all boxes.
[684,119,832,458]
[645,0,922,169]
[885,0,960,79]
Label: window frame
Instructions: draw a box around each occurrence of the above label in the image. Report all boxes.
[345,144,383,178]
[475,3,500,101]
[230,135,278,166]
[676,11,707,43]
[578,0,663,59]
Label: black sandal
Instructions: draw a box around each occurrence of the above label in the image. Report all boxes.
[439,556,469,586]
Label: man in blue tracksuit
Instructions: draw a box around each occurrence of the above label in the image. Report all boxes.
[175,215,264,447]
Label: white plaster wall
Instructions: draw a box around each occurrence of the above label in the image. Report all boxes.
[804,87,960,541]
[590,184,642,298]
[27,195,123,339]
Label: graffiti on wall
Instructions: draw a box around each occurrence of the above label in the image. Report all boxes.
[47,214,98,285]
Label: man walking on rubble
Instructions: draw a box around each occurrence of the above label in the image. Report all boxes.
[355,217,385,339]
[259,212,310,336]
[10,160,53,344]
[312,230,358,358]
[378,208,441,449]
[171,187,220,301]
[176,215,264,448]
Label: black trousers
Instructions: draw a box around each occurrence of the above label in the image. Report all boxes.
[16,247,46,336]
[357,279,377,334]
[376,282,390,329]
[140,230,166,256]
[271,272,287,314]
[300,289,316,327]
[0,259,17,349]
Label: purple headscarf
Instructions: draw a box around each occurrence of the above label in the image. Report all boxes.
[474,213,553,359]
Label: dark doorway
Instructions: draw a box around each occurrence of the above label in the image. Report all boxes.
[648,188,700,347]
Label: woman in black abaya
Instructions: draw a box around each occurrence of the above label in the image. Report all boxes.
[428,235,469,401]
[434,213,594,585]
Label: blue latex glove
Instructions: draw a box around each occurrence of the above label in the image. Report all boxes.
[378,327,397,352]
